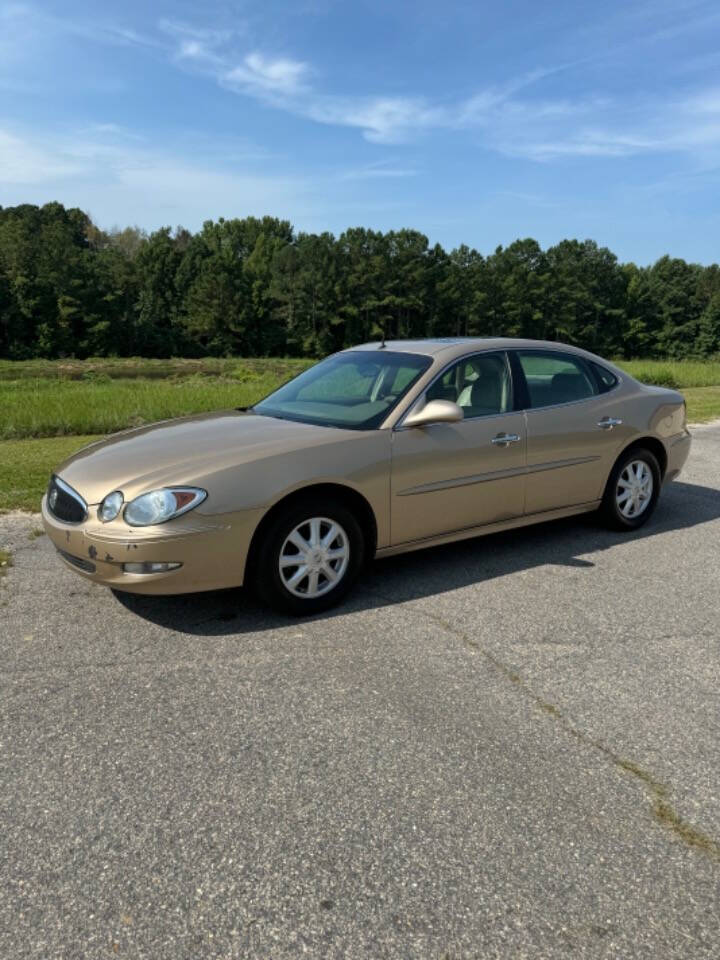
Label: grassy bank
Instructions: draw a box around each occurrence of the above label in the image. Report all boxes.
[0,377,282,440]
[616,359,720,389]
[0,360,314,440]
[2,355,718,385]
[0,434,102,512]
[682,387,720,423]
[0,356,719,441]
[0,356,312,382]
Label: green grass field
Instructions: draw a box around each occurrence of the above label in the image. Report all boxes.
[0,356,312,382]
[0,356,717,513]
[615,359,720,389]
[0,435,102,512]
[1,377,281,440]
[0,359,312,440]
[681,386,720,423]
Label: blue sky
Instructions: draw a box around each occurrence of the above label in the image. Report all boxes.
[1,0,720,263]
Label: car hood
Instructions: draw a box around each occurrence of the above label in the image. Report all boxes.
[56,410,360,504]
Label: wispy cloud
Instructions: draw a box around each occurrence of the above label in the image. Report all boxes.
[0,0,162,66]
[180,37,572,146]
[101,24,161,49]
[224,53,311,96]
[338,160,419,181]
[6,3,720,164]
[156,23,720,159]
[0,128,87,182]
[0,124,316,228]
[160,19,238,65]
[302,95,448,144]
[86,123,144,141]
[450,82,720,162]
[509,132,660,160]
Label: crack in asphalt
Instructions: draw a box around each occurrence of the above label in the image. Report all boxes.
[369,588,720,864]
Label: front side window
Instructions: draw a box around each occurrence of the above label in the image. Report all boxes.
[253,351,432,429]
[426,352,512,417]
[516,351,598,408]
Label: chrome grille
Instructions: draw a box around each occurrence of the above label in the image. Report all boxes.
[47,475,87,524]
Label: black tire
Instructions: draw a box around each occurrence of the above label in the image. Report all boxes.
[600,446,661,531]
[250,496,366,615]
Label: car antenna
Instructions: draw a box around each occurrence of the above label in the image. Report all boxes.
[379,320,387,349]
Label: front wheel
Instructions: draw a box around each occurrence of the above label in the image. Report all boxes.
[600,447,661,531]
[251,497,365,615]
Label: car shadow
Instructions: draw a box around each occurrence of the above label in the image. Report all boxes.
[113,480,720,636]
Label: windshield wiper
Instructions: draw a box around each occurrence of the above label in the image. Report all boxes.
[251,409,291,421]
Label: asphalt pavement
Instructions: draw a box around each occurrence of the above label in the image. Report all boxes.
[1,424,719,959]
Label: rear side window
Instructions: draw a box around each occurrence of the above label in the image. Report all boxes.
[516,351,597,408]
[589,362,619,393]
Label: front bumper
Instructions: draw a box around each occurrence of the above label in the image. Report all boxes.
[41,496,264,595]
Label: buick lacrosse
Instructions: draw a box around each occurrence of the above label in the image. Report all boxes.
[43,339,691,614]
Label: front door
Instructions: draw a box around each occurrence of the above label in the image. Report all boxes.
[390,351,526,545]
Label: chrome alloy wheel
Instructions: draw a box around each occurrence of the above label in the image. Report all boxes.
[279,517,350,598]
[616,459,654,519]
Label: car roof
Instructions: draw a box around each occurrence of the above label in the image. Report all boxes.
[348,337,598,361]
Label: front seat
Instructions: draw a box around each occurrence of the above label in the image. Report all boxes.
[459,357,507,416]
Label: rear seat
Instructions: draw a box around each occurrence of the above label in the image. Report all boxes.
[527,373,591,406]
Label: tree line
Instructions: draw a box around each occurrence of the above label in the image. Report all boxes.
[1,201,718,361]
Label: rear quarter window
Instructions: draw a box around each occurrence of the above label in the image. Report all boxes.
[589,362,619,393]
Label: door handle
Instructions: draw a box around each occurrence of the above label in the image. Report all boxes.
[492,433,521,446]
[597,417,623,430]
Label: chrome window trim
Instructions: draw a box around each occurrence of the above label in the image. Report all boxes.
[49,475,89,524]
[523,394,600,413]
[394,349,516,430]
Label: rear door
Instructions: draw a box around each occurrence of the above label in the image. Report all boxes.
[512,350,624,514]
[390,351,526,545]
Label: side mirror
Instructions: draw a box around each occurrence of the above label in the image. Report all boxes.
[403,399,464,428]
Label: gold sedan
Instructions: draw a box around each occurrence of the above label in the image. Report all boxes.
[42,339,691,614]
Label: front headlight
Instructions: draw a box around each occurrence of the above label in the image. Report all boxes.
[124,487,207,527]
[98,490,124,522]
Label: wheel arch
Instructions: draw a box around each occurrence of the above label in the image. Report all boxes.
[244,482,378,580]
[616,435,668,480]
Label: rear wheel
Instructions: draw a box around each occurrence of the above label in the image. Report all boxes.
[251,497,365,615]
[600,447,661,530]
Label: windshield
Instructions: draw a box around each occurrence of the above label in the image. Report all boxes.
[253,351,432,430]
